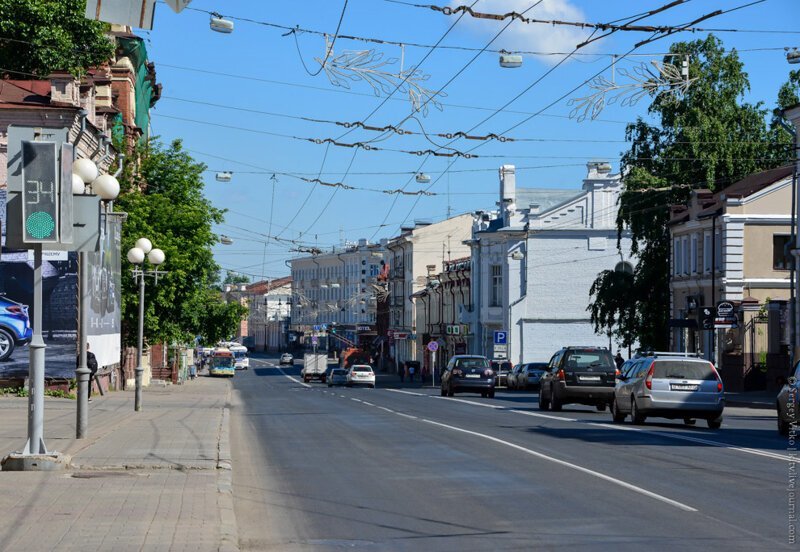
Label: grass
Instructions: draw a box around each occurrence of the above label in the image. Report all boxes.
[0,387,76,399]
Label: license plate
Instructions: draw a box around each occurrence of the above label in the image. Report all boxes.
[671,384,698,391]
[466,374,480,378]
[580,376,601,382]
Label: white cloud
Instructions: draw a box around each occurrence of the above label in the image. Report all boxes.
[450,0,597,63]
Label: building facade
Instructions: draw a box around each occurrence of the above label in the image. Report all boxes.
[290,239,386,351]
[669,166,794,391]
[385,214,473,367]
[468,162,635,363]
[243,277,292,352]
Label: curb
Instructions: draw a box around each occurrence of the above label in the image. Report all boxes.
[217,400,239,552]
[726,400,774,411]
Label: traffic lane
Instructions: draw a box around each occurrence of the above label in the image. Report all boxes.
[231,368,779,551]
[340,387,792,547]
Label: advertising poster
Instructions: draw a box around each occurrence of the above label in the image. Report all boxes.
[87,217,122,367]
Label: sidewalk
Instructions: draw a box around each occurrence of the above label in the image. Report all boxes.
[0,374,238,552]
[724,389,777,410]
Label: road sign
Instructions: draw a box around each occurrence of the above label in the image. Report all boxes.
[493,331,507,345]
[321,324,328,331]
[311,336,318,345]
[313,325,320,332]
[427,341,439,352]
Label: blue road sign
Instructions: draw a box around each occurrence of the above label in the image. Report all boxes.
[494,331,507,345]
[321,324,328,331]
[313,325,320,332]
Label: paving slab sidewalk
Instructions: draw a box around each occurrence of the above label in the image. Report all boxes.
[0,374,238,552]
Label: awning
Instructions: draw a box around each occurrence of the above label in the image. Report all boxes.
[668,318,698,328]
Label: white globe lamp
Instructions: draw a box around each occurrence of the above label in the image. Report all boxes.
[72,158,98,185]
[135,238,153,254]
[127,247,145,264]
[147,248,166,266]
[92,174,120,200]
[72,173,86,195]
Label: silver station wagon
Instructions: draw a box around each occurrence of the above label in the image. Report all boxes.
[610,352,725,429]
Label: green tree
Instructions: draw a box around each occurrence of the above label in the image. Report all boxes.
[589,36,792,349]
[0,0,114,77]
[222,270,250,286]
[116,139,246,346]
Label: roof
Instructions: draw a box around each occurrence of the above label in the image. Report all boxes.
[0,80,52,106]
[695,165,794,218]
[246,276,292,294]
[517,187,582,212]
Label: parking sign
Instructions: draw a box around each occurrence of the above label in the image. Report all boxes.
[493,331,507,345]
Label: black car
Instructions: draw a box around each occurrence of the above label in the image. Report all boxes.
[539,347,616,411]
[441,355,495,398]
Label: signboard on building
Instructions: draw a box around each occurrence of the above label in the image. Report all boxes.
[714,301,738,329]
[394,332,409,340]
[699,306,716,331]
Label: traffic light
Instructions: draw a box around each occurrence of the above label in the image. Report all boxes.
[21,141,59,243]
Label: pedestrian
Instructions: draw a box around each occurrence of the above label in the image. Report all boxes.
[408,363,415,383]
[614,351,624,370]
[76,343,99,402]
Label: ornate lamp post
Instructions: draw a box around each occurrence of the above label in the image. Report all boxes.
[126,239,166,412]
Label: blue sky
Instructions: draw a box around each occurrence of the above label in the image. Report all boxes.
[142,0,799,281]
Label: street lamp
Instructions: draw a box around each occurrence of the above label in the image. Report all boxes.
[127,238,167,412]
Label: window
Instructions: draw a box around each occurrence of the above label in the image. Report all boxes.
[682,236,689,275]
[774,234,793,270]
[490,265,502,307]
[691,234,698,274]
[674,237,682,275]
[703,232,712,273]
[714,231,723,270]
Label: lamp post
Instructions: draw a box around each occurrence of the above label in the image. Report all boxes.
[127,239,166,412]
[72,157,120,438]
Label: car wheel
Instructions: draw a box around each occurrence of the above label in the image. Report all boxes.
[328,383,332,387]
[611,398,626,423]
[683,418,696,426]
[447,385,455,397]
[778,407,791,436]
[707,416,722,430]
[0,328,15,361]
[538,387,550,411]
[370,384,375,389]
[481,391,487,398]
[488,390,495,399]
[596,403,607,412]
[440,387,446,397]
[550,396,562,412]
[631,399,645,425]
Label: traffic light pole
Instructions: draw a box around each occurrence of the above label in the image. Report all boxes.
[25,245,48,455]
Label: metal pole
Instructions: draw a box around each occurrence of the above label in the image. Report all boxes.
[135,270,145,411]
[431,352,436,388]
[25,245,47,455]
[76,252,90,438]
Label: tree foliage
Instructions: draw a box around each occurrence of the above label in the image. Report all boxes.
[589,36,794,350]
[222,270,250,286]
[115,139,246,346]
[0,0,114,77]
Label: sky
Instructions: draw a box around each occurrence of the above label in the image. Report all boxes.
[141,0,800,282]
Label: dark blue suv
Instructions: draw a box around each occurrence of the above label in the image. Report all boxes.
[0,296,32,361]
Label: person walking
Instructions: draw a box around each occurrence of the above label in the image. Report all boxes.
[614,352,624,370]
[77,343,99,402]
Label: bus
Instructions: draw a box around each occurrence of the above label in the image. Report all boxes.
[229,344,249,370]
[209,348,235,377]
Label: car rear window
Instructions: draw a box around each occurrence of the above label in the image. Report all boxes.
[332,369,346,375]
[353,366,373,372]
[527,363,547,371]
[455,358,489,370]
[563,350,614,370]
[653,361,716,380]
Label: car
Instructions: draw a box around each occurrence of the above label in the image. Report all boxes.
[507,364,526,390]
[491,360,513,387]
[777,362,800,435]
[0,296,32,361]
[279,353,294,365]
[441,355,495,398]
[610,352,725,429]
[347,365,375,388]
[539,346,616,412]
[518,362,548,390]
[327,368,348,387]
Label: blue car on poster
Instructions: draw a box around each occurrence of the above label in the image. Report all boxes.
[0,296,32,361]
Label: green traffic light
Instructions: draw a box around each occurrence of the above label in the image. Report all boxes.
[26,211,55,239]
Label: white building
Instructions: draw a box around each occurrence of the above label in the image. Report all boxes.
[386,214,473,366]
[244,277,292,351]
[290,239,386,348]
[467,162,635,363]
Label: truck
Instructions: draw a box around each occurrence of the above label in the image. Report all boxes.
[301,353,329,383]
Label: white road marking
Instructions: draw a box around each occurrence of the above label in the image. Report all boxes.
[362,401,375,407]
[351,398,363,403]
[396,412,418,420]
[588,422,796,462]
[377,406,395,414]
[421,418,697,512]
[509,408,577,422]
[274,365,310,388]
[385,389,425,397]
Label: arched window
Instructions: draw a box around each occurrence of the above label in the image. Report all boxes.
[615,261,634,274]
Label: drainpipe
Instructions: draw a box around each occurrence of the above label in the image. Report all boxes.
[73,109,88,147]
[710,210,721,367]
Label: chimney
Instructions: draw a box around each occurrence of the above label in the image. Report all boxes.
[358,238,368,247]
[500,164,516,203]
[529,203,540,215]
[49,71,80,107]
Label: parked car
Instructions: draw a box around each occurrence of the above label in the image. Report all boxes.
[491,360,513,387]
[0,296,32,361]
[539,346,616,411]
[279,353,294,365]
[518,362,548,390]
[441,355,495,398]
[327,368,348,387]
[507,364,526,390]
[610,352,725,429]
[347,365,375,388]
[776,361,800,435]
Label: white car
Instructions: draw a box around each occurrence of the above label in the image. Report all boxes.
[347,365,375,388]
[280,353,294,365]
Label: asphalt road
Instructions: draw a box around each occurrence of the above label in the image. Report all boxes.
[230,355,796,551]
